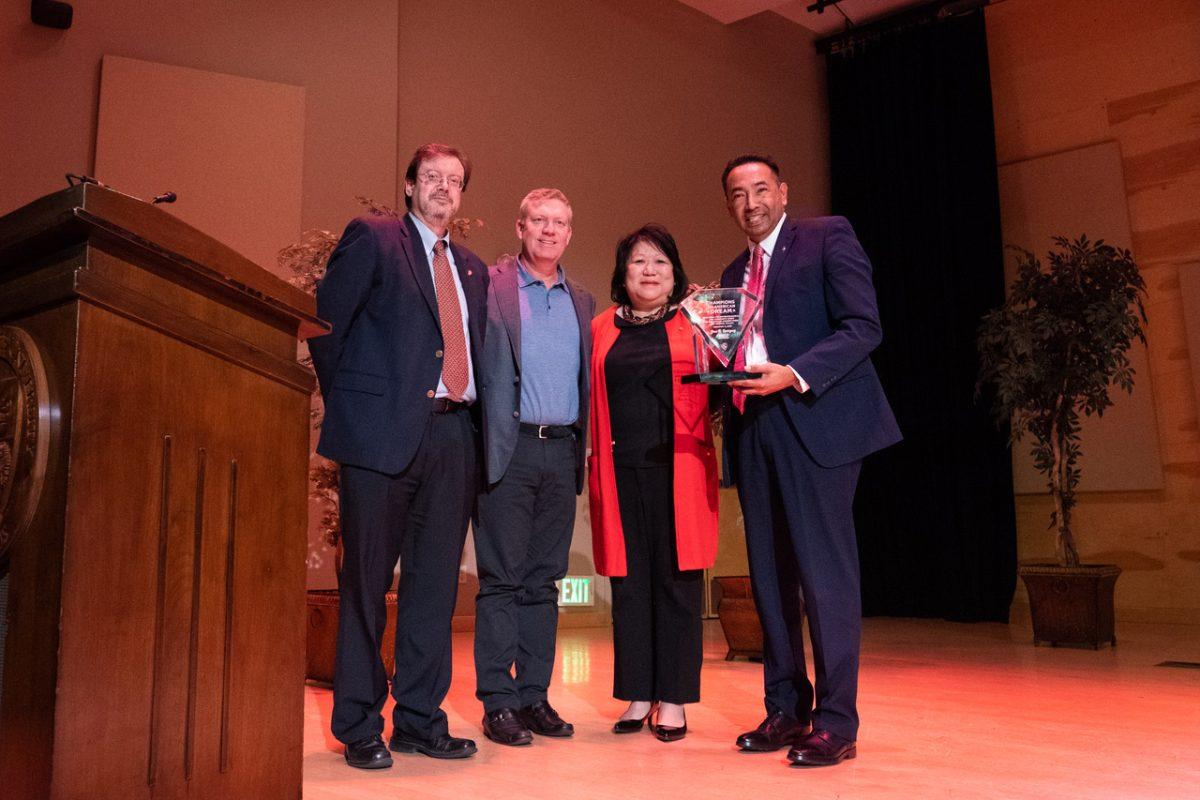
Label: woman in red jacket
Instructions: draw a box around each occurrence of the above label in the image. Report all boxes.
[588,224,719,743]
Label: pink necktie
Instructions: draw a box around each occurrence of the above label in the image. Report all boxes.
[733,245,764,413]
[432,240,469,401]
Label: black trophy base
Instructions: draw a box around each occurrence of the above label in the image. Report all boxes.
[680,371,761,384]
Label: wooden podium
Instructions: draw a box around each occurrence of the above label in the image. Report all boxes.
[0,185,326,800]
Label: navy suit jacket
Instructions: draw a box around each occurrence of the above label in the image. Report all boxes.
[721,215,901,477]
[479,255,594,493]
[309,213,489,475]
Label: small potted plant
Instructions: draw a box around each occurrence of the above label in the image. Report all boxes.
[977,236,1146,648]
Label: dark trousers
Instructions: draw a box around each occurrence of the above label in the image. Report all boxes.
[610,465,703,704]
[473,433,577,712]
[735,396,863,741]
[331,408,476,744]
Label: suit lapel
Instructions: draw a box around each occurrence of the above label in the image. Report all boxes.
[568,277,592,347]
[495,260,522,365]
[401,214,440,325]
[723,250,750,289]
[567,276,592,373]
[763,217,799,304]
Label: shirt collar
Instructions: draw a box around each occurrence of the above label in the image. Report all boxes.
[408,212,448,256]
[517,256,566,289]
[749,212,788,259]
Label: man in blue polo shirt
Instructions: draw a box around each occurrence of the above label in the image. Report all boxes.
[474,188,595,745]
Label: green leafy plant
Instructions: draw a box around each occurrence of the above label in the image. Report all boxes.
[977,236,1147,567]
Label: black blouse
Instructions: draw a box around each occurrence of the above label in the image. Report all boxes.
[604,309,677,467]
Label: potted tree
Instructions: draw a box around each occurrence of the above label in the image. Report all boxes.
[977,236,1146,648]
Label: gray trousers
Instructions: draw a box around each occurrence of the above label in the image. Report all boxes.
[473,432,577,712]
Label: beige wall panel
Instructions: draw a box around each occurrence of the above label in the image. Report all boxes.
[1107,80,1200,156]
[1123,141,1200,196]
[1133,220,1200,265]
[95,55,304,271]
[1126,171,1200,235]
[987,0,1200,165]
[0,0,398,251]
[998,141,1164,493]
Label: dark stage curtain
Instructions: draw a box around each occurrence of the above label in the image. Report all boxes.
[825,8,1016,621]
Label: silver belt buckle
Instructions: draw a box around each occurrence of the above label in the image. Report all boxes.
[537,424,550,439]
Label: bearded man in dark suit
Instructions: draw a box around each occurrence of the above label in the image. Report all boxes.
[310,142,488,769]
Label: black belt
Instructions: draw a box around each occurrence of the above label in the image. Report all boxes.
[431,398,470,413]
[519,422,575,439]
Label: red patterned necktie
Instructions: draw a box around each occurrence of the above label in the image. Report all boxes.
[432,240,469,401]
[733,245,765,413]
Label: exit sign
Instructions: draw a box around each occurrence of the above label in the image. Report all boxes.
[557,576,593,607]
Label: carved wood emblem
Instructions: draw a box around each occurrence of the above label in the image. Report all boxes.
[0,327,51,566]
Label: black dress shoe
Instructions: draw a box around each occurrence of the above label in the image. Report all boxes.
[518,699,574,737]
[483,708,533,746]
[612,703,657,734]
[388,729,477,759]
[736,712,811,752]
[787,729,856,766]
[649,708,687,743]
[344,734,392,769]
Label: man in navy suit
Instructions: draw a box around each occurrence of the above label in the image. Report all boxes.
[720,154,901,767]
[309,142,488,769]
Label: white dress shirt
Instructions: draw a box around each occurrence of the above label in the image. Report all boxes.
[743,213,810,394]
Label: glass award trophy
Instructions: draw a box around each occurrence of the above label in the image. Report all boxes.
[679,287,763,384]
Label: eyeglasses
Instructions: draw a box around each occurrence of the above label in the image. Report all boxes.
[416,170,464,189]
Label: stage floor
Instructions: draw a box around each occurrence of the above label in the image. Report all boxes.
[303,617,1200,799]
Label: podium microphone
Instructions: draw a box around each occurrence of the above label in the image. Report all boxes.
[152,192,177,205]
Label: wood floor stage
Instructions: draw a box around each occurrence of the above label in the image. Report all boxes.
[302,617,1200,799]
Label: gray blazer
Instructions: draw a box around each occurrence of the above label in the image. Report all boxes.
[480,254,594,492]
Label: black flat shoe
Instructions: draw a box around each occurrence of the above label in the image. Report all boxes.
[612,703,657,734]
[649,708,687,742]
[344,734,392,769]
[389,730,477,759]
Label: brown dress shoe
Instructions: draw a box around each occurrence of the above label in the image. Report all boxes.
[736,712,811,752]
[787,729,856,766]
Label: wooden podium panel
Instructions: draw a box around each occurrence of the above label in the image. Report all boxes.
[0,185,325,800]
